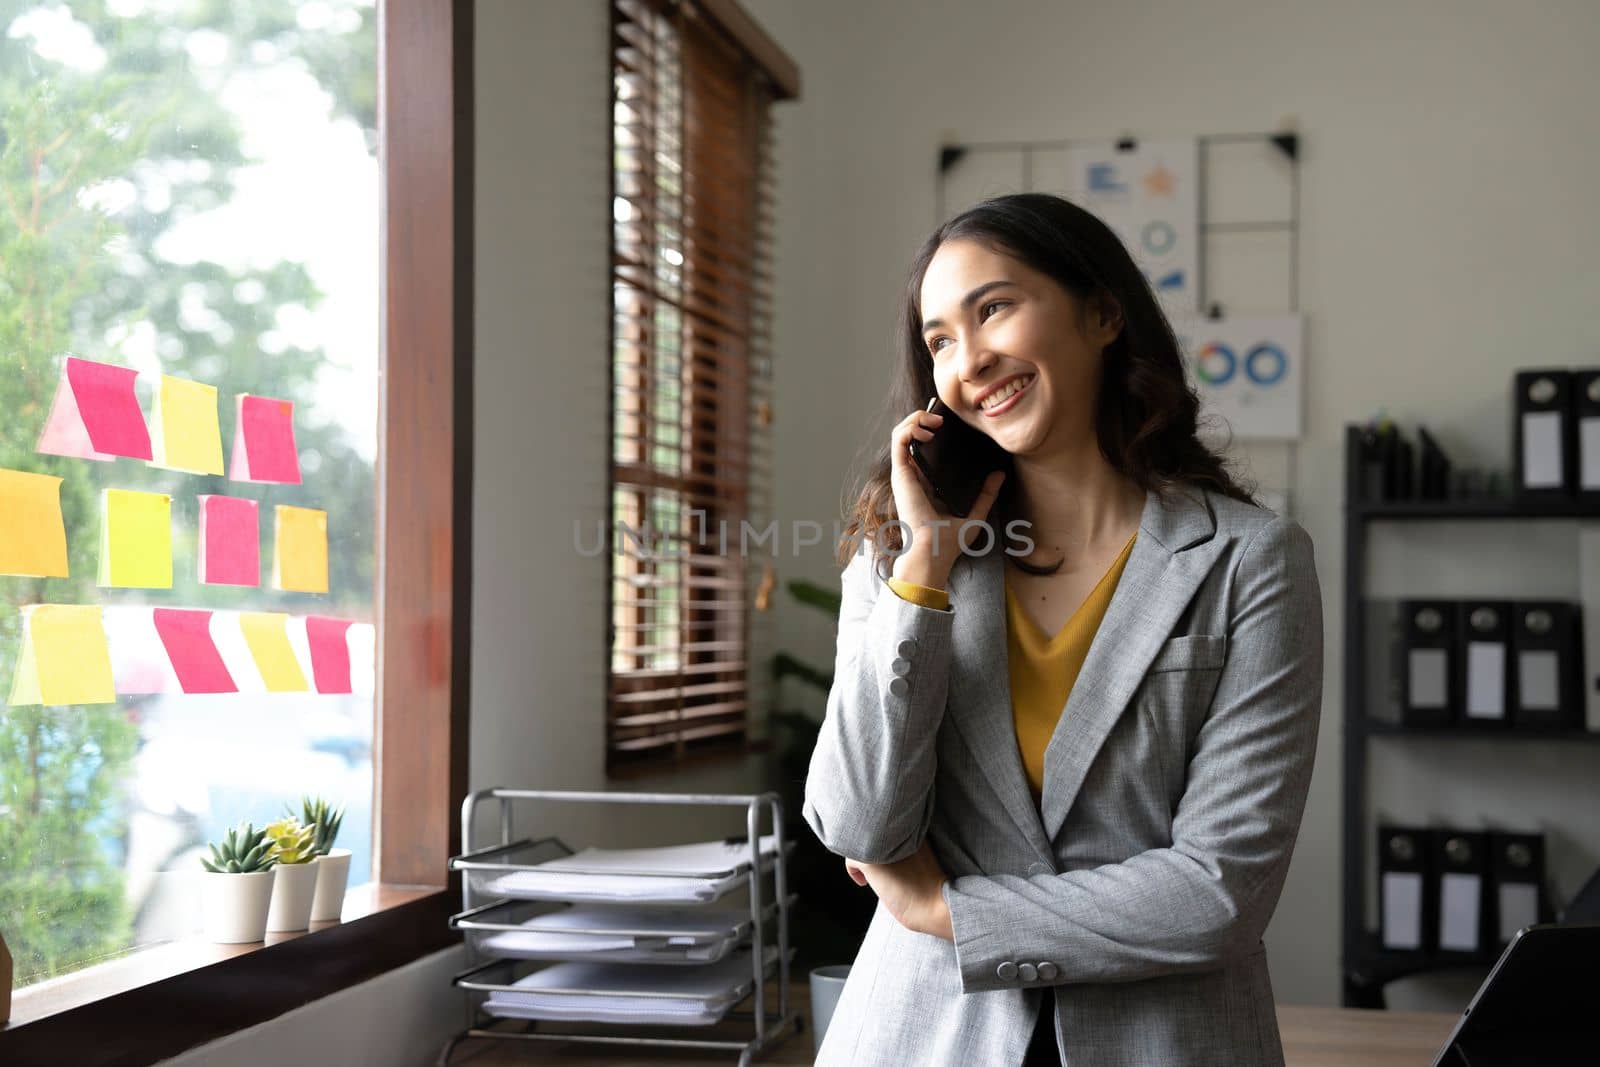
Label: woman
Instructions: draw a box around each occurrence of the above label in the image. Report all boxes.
[802,193,1322,1066]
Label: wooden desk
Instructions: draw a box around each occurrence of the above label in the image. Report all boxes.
[453,982,1458,1065]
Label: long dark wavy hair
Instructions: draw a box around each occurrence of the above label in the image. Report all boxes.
[837,193,1257,575]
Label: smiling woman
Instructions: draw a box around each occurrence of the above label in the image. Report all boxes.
[809,193,1323,1066]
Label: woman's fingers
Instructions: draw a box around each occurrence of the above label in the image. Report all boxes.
[960,469,1007,550]
[891,408,942,463]
[970,468,1006,519]
[889,408,948,529]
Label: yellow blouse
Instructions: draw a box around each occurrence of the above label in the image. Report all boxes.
[884,532,1137,805]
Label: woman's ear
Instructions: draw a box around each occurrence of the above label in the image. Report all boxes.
[1092,290,1125,345]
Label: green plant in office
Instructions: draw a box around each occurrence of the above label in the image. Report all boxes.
[291,795,346,856]
[291,795,353,923]
[201,822,278,874]
[263,818,318,866]
[262,817,323,933]
[200,821,279,943]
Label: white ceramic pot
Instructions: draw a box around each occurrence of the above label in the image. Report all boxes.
[309,848,351,922]
[266,858,320,932]
[201,869,276,944]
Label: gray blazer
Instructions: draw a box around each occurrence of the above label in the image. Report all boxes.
[803,484,1323,1067]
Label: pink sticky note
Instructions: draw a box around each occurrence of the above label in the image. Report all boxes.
[229,394,301,484]
[152,609,237,694]
[305,616,355,694]
[37,357,153,461]
[198,495,260,587]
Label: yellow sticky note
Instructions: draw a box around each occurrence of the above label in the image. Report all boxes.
[8,605,116,706]
[0,468,70,578]
[238,612,309,692]
[151,375,224,475]
[99,489,173,588]
[274,505,328,593]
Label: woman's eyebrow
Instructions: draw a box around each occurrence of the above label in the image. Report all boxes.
[921,280,1015,334]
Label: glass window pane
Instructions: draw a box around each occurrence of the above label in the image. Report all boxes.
[0,0,378,985]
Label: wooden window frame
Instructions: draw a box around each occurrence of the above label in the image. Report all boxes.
[0,0,472,1060]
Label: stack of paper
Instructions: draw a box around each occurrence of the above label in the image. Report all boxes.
[479,905,745,963]
[480,835,785,905]
[482,945,778,1026]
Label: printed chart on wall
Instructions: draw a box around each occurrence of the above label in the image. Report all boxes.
[1171,312,1306,441]
[1062,139,1199,317]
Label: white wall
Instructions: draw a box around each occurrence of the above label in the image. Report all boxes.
[744,0,1600,1010]
[468,0,769,853]
[154,948,465,1067]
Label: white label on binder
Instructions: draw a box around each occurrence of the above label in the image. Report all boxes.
[1439,872,1482,951]
[1518,650,1560,711]
[1582,417,1600,490]
[1408,648,1448,708]
[1466,642,1506,719]
[1498,883,1540,942]
[1381,871,1422,949]
[1523,411,1563,488]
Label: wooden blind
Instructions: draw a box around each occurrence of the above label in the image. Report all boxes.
[607,0,787,773]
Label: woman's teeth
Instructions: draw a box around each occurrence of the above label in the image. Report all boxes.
[980,375,1034,411]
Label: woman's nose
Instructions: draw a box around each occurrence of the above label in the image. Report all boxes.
[957,343,997,383]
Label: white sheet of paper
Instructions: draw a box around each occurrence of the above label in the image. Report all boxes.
[1408,648,1448,708]
[1381,871,1422,950]
[1466,642,1506,719]
[1439,872,1482,951]
[1518,650,1560,711]
[1522,411,1563,488]
[1497,882,1539,942]
[1582,417,1600,490]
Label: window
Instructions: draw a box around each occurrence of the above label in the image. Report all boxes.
[0,0,379,987]
[607,0,795,773]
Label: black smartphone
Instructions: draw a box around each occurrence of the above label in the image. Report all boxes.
[906,396,1012,517]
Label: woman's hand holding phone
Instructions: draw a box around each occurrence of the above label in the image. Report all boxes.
[890,405,1006,590]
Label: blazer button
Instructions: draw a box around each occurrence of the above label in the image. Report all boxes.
[1037,962,1059,981]
[888,677,909,698]
[1026,862,1049,876]
[891,657,912,676]
[995,961,1019,981]
[1018,963,1038,982]
[896,638,918,658]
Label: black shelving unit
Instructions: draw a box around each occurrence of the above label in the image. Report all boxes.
[1340,425,1600,1007]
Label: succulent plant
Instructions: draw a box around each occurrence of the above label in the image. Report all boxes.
[264,818,318,865]
[201,821,278,874]
[288,795,345,856]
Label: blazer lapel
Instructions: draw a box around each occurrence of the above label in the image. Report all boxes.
[946,548,1055,862]
[1039,485,1227,845]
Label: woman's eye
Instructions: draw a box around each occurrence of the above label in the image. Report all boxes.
[927,302,1007,355]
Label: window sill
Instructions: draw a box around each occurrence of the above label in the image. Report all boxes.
[1,881,459,1066]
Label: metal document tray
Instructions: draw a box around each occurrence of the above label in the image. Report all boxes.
[452,945,790,1027]
[450,835,794,907]
[448,894,796,965]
